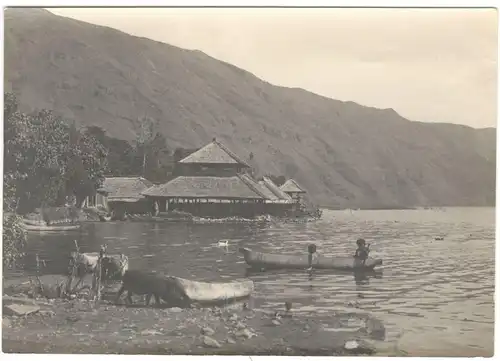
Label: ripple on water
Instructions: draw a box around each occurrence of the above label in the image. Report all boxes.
[18,207,494,355]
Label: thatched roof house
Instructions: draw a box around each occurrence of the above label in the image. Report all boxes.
[140,139,298,217]
[98,177,154,203]
[179,138,250,168]
[280,179,306,195]
[141,175,265,200]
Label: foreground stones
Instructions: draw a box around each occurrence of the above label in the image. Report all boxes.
[3,289,387,355]
[201,327,215,336]
[3,318,12,328]
[344,340,376,355]
[3,304,40,317]
[202,335,221,348]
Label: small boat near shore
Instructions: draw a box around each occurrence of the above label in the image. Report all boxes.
[192,215,272,224]
[98,214,112,222]
[167,276,254,305]
[127,212,193,223]
[22,221,82,232]
[239,247,383,271]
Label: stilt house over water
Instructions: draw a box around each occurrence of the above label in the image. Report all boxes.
[141,138,293,217]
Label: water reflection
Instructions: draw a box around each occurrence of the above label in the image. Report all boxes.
[354,270,383,285]
[244,267,384,287]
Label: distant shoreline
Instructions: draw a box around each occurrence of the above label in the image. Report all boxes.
[319,205,495,211]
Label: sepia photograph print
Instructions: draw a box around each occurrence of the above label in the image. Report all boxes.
[1,2,497,358]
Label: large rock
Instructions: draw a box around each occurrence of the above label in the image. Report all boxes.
[234,328,254,339]
[235,321,247,330]
[202,336,221,348]
[3,317,12,328]
[344,340,376,355]
[39,310,56,318]
[3,303,40,317]
[140,329,162,336]
[271,319,281,326]
[3,296,38,306]
[201,327,215,336]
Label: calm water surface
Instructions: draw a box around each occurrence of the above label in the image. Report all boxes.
[16,208,495,355]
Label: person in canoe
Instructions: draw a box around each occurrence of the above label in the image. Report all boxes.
[354,238,370,265]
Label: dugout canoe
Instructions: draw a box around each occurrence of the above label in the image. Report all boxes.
[127,214,193,222]
[166,276,254,305]
[239,247,383,271]
[22,222,82,232]
[98,215,112,222]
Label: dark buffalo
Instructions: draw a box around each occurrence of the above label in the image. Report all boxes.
[115,270,188,307]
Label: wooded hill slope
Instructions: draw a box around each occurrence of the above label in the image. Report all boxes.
[4,8,496,208]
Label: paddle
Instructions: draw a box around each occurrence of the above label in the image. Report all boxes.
[306,243,317,272]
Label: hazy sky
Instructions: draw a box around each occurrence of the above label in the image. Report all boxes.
[48,7,498,128]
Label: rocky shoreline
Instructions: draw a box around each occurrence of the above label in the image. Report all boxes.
[2,275,394,356]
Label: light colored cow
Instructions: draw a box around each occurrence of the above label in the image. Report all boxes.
[68,252,129,291]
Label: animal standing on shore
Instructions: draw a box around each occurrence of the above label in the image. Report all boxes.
[67,251,129,292]
[115,270,188,307]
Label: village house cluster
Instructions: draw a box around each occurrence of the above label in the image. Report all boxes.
[84,138,308,219]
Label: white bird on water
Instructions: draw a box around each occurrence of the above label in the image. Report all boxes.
[217,240,230,253]
[217,240,229,247]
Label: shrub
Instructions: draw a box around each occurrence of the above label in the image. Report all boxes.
[3,213,27,269]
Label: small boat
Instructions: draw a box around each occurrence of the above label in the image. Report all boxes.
[166,276,254,305]
[239,247,383,271]
[127,214,193,222]
[22,222,82,232]
[98,214,112,222]
[192,215,272,224]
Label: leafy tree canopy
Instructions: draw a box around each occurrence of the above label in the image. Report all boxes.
[4,93,108,213]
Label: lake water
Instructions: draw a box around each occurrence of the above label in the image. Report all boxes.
[14,208,495,356]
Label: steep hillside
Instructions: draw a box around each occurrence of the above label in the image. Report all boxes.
[4,8,496,208]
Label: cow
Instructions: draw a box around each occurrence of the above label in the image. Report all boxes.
[68,252,129,292]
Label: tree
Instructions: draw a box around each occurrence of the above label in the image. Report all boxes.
[3,213,27,269]
[67,126,108,207]
[267,174,286,186]
[173,147,197,162]
[85,125,140,176]
[3,93,109,268]
[133,116,159,177]
[3,93,108,212]
[4,93,36,212]
[143,132,174,182]
[3,94,28,268]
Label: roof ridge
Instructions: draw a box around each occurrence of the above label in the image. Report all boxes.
[105,176,146,180]
[214,140,250,168]
[280,178,305,192]
[262,177,293,201]
[141,174,264,199]
[178,139,250,167]
[258,180,279,200]
[238,174,267,199]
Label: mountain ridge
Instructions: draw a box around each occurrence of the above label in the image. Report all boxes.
[4,8,496,208]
